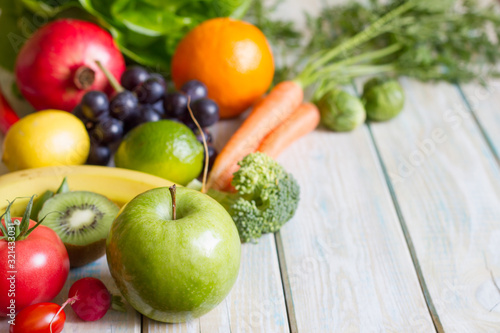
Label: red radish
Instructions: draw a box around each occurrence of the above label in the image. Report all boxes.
[69,277,125,321]
[0,90,19,135]
[15,19,125,112]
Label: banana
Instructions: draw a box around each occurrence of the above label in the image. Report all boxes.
[0,165,174,216]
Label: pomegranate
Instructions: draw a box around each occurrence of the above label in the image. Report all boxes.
[15,19,125,112]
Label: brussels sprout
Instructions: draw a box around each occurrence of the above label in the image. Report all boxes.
[316,88,366,132]
[362,77,405,121]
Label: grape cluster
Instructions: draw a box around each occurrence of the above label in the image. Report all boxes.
[72,66,220,168]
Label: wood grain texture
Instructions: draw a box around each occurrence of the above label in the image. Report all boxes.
[457,0,499,159]
[460,78,500,161]
[275,123,435,332]
[365,78,500,332]
[2,0,500,331]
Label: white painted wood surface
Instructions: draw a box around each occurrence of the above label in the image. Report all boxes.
[460,79,500,160]
[1,0,500,332]
[364,78,500,332]
[267,0,437,330]
[276,125,435,332]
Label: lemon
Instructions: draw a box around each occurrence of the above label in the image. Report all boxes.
[2,110,90,171]
[114,120,203,185]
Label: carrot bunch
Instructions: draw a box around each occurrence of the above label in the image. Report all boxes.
[207,1,420,191]
[207,82,320,191]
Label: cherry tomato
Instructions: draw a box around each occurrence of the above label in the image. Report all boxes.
[9,302,66,333]
[0,220,69,317]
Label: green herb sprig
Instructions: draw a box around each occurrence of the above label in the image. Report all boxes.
[251,0,500,85]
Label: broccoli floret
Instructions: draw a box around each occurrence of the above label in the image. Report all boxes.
[207,153,300,243]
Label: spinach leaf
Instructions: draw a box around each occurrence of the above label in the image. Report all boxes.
[0,0,31,71]
[0,0,81,71]
[1,0,252,73]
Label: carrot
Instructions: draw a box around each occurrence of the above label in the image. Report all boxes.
[207,80,303,190]
[257,102,320,159]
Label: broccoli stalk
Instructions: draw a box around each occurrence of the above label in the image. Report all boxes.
[207,153,300,243]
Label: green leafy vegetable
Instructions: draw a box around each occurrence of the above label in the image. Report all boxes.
[207,152,300,243]
[253,0,500,85]
[245,0,302,84]
[79,0,253,71]
[0,0,86,71]
[0,0,31,71]
[0,0,252,72]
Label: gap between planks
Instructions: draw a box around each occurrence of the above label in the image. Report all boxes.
[358,80,498,332]
[365,125,445,333]
[455,84,500,166]
[351,82,445,332]
[275,232,298,333]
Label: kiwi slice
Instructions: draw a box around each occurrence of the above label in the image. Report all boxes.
[39,191,119,268]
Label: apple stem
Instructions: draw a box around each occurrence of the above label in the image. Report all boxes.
[187,96,208,194]
[169,185,177,220]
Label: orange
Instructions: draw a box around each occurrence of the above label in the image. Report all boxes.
[171,18,275,119]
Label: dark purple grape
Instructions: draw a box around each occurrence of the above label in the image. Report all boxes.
[121,66,150,91]
[86,143,111,166]
[163,92,188,118]
[194,128,213,144]
[72,105,95,131]
[137,105,162,124]
[205,144,218,171]
[72,104,86,121]
[81,91,109,121]
[183,120,197,131]
[150,73,166,88]
[91,118,124,144]
[123,114,141,133]
[180,80,208,102]
[190,98,219,127]
[152,100,165,118]
[110,91,139,121]
[134,78,165,104]
[84,120,95,131]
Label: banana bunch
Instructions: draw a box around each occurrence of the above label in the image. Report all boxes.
[0,166,174,216]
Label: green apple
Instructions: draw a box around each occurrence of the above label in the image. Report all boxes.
[106,186,241,323]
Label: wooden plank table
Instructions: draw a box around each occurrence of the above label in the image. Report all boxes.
[1,0,500,332]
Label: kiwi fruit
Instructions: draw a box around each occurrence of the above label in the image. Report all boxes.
[39,191,119,267]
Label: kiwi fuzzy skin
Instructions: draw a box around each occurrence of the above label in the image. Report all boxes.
[66,238,107,267]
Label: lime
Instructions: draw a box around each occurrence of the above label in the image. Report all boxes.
[2,110,90,171]
[114,120,203,185]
